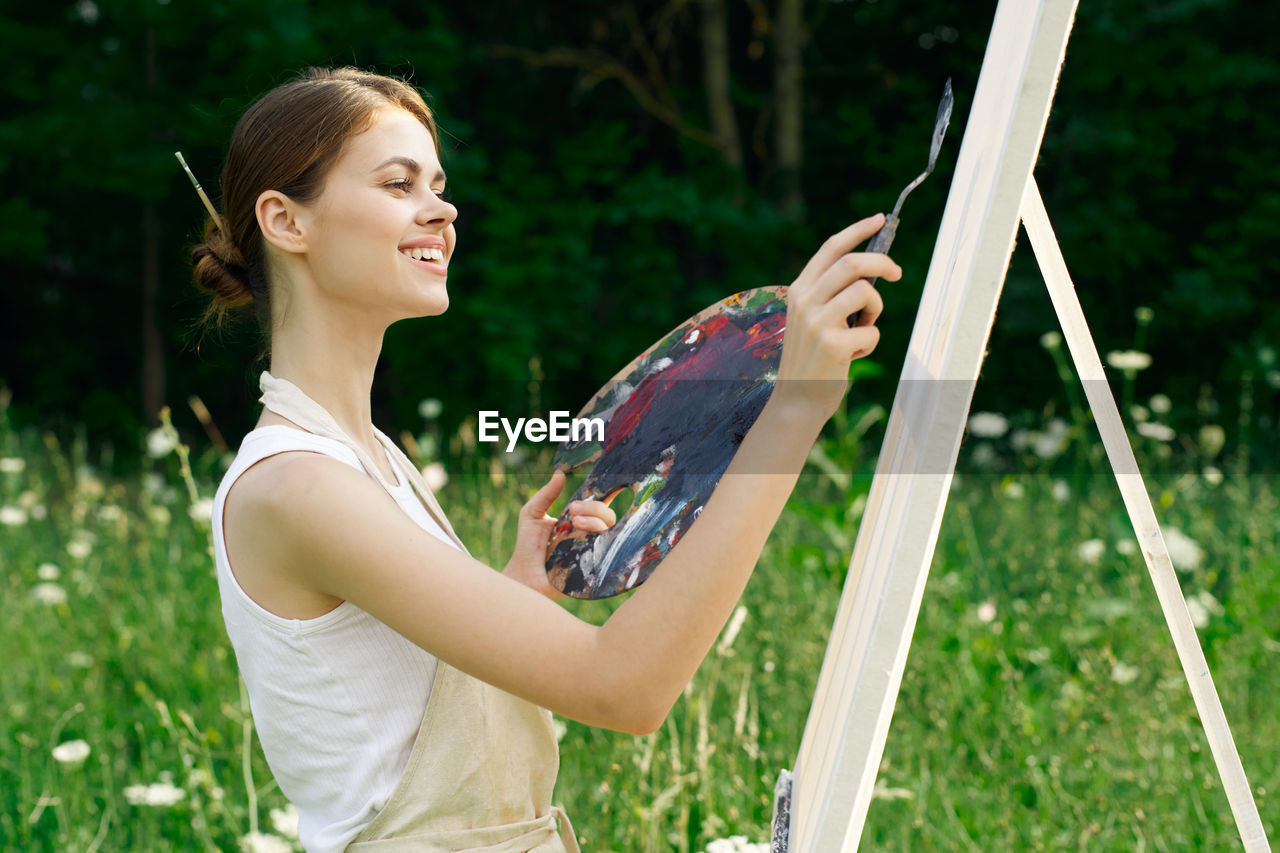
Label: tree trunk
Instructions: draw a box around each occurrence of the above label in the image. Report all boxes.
[141,203,164,426]
[774,0,804,212]
[699,0,743,169]
[141,26,164,426]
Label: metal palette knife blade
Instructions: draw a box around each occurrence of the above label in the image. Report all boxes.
[849,78,954,325]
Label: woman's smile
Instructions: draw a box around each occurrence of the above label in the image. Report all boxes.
[399,239,449,276]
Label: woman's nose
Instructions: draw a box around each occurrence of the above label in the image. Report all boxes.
[417,197,457,225]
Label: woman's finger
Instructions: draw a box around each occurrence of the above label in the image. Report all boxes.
[572,515,611,533]
[523,470,566,519]
[792,214,887,296]
[842,323,882,360]
[824,279,884,328]
[570,499,617,527]
[806,252,900,308]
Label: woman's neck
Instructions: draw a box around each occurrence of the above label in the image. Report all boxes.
[264,300,387,453]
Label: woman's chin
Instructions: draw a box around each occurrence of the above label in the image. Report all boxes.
[408,282,449,318]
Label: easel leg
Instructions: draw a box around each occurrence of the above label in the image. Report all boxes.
[1021,177,1271,852]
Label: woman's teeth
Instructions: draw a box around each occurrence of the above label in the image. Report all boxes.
[401,247,444,262]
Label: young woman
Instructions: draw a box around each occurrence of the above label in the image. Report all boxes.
[193,67,899,853]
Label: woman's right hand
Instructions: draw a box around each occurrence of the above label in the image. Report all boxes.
[773,212,902,421]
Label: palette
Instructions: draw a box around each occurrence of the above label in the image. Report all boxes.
[545,287,788,599]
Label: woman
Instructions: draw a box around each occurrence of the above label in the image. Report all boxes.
[192,67,899,852]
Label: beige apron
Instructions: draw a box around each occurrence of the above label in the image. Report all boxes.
[258,372,580,853]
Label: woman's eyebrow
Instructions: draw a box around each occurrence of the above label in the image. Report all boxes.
[371,156,446,185]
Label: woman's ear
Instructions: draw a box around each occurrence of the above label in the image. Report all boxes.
[256,190,309,255]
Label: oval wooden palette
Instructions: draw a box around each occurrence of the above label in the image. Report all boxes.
[545,287,788,599]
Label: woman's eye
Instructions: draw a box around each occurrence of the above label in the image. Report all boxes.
[433,188,450,201]
[387,178,414,193]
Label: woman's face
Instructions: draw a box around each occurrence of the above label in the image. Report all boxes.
[295,107,457,321]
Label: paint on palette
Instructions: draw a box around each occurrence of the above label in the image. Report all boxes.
[546,287,788,599]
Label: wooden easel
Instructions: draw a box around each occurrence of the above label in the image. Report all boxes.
[772,1,1271,850]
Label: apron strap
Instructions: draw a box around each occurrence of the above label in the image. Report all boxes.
[257,371,469,554]
[549,805,580,853]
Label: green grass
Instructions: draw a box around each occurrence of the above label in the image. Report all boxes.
[1,399,1277,852]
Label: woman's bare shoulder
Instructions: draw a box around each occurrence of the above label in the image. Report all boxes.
[222,449,356,619]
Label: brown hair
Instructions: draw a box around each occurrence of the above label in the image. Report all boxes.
[190,67,439,343]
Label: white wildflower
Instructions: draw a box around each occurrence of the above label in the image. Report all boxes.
[1134,306,1155,325]
[1025,646,1052,664]
[97,505,123,522]
[75,0,100,24]
[1009,429,1032,451]
[1051,480,1071,502]
[67,536,93,560]
[146,427,178,459]
[704,836,770,853]
[1034,429,1068,459]
[37,563,61,580]
[1002,481,1025,499]
[77,474,104,499]
[976,601,997,623]
[966,411,1009,439]
[1198,425,1225,457]
[267,804,299,835]
[1185,589,1225,630]
[0,457,25,473]
[147,505,171,526]
[1039,331,1062,350]
[1110,662,1140,684]
[188,497,214,524]
[1130,405,1150,423]
[52,739,91,764]
[762,660,775,673]
[1106,350,1152,371]
[552,718,568,744]
[123,781,185,807]
[1116,539,1137,556]
[239,831,293,853]
[31,583,67,606]
[717,605,749,656]
[1137,422,1175,442]
[1148,394,1172,414]
[143,472,166,495]
[68,651,94,668]
[0,505,28,526]
[1202,466,1223,487]
[872,778,916,801]
[1163,527,1204,572]
[1186,597,1210,629]
[1076,539,1106,565]
[422,462,448,492]
[418,398,443,420]
[970,443,997,470]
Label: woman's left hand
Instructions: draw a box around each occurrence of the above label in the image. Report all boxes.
[503,470,617,601]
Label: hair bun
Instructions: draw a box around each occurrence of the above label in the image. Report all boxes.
[191,220,253,309]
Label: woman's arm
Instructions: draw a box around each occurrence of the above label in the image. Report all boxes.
[227,214,897,735]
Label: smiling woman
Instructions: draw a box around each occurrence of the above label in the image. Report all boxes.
[186,66,896,853]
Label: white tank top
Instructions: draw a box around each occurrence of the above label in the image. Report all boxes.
[212,425,462,853]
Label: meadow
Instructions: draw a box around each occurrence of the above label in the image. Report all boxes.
[2,363,1277,852]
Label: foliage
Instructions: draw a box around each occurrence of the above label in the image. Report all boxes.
[0,0,1276,465]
